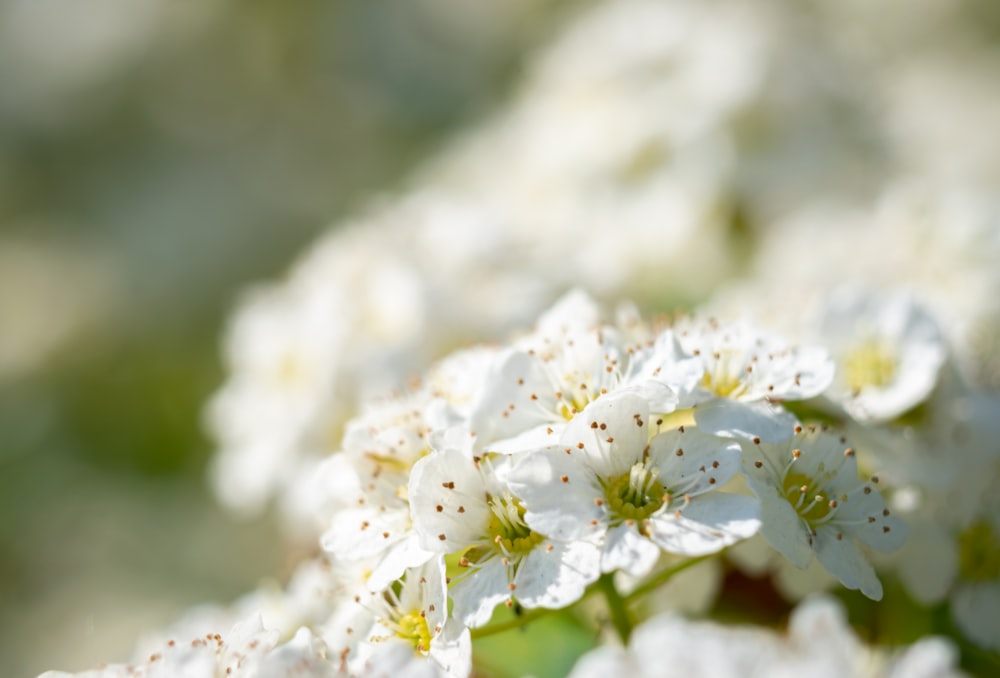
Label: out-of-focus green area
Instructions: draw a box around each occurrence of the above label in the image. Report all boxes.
[0,1,564,675]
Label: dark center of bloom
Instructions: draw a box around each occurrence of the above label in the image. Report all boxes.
[958,522,1000,582]
[782,471,833,524]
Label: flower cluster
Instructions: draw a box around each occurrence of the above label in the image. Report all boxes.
[47,285,993,676]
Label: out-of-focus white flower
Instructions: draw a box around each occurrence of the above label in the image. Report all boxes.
[741,425,905,600]
[39,614,333,678]
[814,288,947,423]
[567,595,964,678]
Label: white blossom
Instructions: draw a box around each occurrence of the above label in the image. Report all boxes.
[741,424,905,600]
[509,394,759,578]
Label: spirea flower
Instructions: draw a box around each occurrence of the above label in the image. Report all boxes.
[567,596,963,678]
[815,287,947,423]
[509,393,760,578]
[326,558,471,678]
[408,446,600,626]
[676,317,835,442]
[741,424,906,599]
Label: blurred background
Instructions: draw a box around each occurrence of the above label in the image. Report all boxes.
[0,1,565,675]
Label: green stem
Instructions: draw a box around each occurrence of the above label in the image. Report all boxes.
[598,573,633,643]
[624,554,712,603]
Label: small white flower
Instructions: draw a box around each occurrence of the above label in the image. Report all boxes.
[509,394,759,578]
[327,558,471,678]
[815,287,947,423]
[319,396,437,591]
[741,425,906,600]
[468,293,701,455]
[568,595,964,678]
[676,317,834,443]
[408,447,600,627]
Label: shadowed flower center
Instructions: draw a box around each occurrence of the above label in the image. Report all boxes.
[782,471,833,523]
[958,522,1000,582]
[844,340,897,393]
[605,461,667,523]
[465,493,543,563]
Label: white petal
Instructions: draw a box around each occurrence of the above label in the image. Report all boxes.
[561,393,650,477]
[952,583,1000,651]
[409,449,489,551]
[813,528,883,600]
[647,493,760,556]
[450,556,511,628]
[649,427,743,496]
[748,480,814,569]
[602,523,661,577]
[695,399,798,444]
[509,448,606,541]
[515,539,601,610]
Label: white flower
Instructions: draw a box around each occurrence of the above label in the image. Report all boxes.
[408,447,600,627]
[741,424,905,600]
[326,558,471,678]
[676,317,834,443]
[894,481,1000,651]
[567,596,964,678]
[815,287,947,422]
[509,393,759,578]
[319,393,440,591]
[468,292,702,455]
[207,284,347,516]
[38,614,336,678]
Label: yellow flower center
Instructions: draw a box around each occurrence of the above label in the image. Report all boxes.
[604,462,667,528]
[843,340,897,393]
[465,494,543,563]
[782,471,833,524]
[958,522,1000,582]
[701,370,743,398]
[395,611,433,654]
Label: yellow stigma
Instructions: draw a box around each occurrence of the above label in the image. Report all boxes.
[958,522,1000,582]
[395,611,433,654]
[782,472,833,524]
[843,340,897,393]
